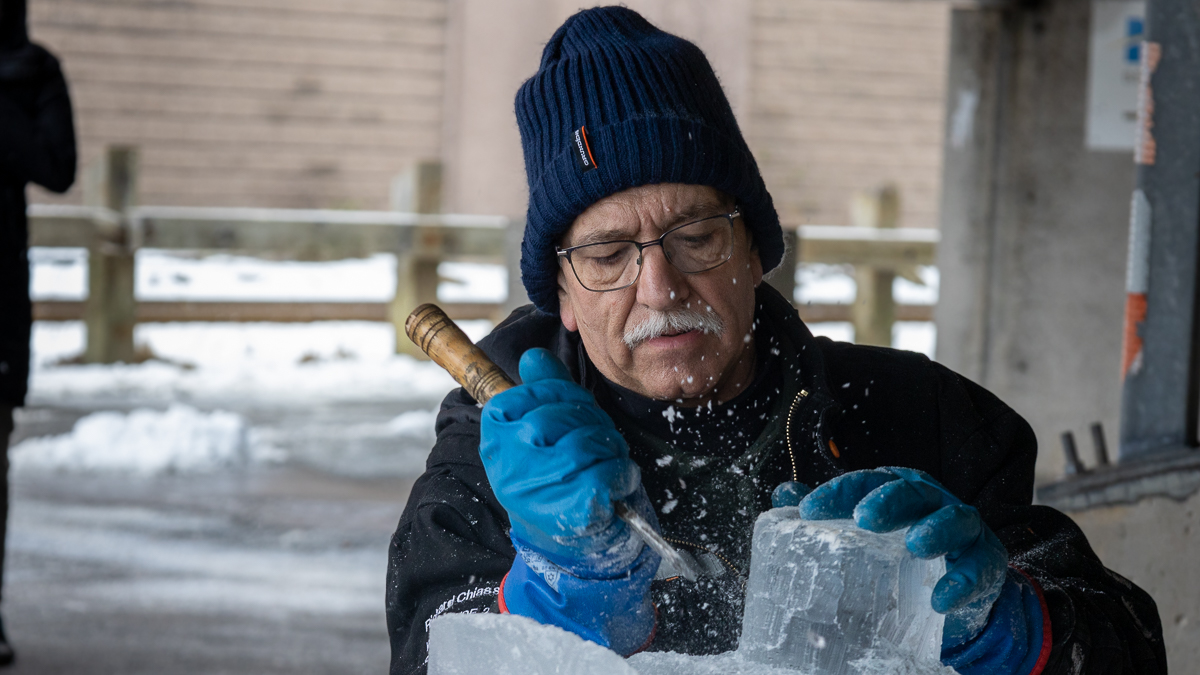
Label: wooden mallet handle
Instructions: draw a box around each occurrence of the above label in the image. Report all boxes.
[404,303,515,404]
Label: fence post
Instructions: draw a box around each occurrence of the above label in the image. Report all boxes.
[851,185,899,347]
[389,160,443,356]
[83,146,138,363]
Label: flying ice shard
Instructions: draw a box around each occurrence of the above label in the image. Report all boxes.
[738,509,946,674]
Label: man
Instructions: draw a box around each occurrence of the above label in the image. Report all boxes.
[0,0,76,664]
[387,7,1166,675]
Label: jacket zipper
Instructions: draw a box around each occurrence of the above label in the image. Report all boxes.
[785,389,809,482]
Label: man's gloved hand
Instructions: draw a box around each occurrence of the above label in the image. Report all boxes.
[481,348,659,654]
[798,467,1007,617]
[798,467,1049,675]
[482,347,643,566]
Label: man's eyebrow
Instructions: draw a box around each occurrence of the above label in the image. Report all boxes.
[565,201,731,247]
[568,228,638,247]
[670,201,727,224]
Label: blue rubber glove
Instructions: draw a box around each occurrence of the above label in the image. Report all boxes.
[481,348,644,569]
[482,348,659,654]
[502,524,660,655]
[771,480,812,507]
[799,468,1047,674]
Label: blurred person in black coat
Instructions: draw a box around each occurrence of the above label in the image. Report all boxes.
[0,0,75,664]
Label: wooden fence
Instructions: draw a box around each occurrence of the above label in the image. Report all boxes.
[29,149,936,363]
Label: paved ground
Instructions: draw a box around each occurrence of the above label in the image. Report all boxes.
[4,465,414,674]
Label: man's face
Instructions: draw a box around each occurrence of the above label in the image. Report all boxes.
[557,184,763,405]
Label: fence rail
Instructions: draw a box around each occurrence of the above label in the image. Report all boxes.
[30,300,504,324]
[27,148,937,362]
[28,206,936,350]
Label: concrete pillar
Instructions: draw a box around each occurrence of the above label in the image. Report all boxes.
[1117,0,1200,461]
[934,1,1135,483]
[937,10,1200,668]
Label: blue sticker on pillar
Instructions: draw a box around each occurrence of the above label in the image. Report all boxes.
[1126,17,1144,65]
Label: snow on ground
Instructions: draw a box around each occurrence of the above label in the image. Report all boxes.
[30,248,506,303]
[7,467,399,673]
[27,320,491,406]
[22,313,472,477]
[794,263,938,306]
[12,404,256,475]
[22,320,457,477]
[794,263,938,357]
[796,263,857,305]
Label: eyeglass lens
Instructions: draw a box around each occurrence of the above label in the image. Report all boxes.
[568,215,734,291]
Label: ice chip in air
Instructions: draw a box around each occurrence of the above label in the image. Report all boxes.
[428,612,637,675]
[738,509,947,674]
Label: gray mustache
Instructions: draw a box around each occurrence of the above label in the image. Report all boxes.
[623,309,725,349]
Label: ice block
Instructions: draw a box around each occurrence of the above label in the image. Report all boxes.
[427,612,638,675]
[738,508,946,674]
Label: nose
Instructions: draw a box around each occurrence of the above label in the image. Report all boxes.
[635,244,689,310]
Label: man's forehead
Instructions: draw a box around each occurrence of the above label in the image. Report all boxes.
[562,184,732,245]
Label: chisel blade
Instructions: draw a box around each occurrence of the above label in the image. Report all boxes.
[614,500,702,582]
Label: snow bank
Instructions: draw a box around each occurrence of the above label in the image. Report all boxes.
[11,404,255,475]
[384,408,439,438]
[25,319,459,477]
[28,321,478,407]
[29,353,458,407]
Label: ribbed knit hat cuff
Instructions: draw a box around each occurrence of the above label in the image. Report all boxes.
[521,116,783,315]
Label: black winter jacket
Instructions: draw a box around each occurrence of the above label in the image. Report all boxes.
[386,284,1167,675]
[0,3,77,406]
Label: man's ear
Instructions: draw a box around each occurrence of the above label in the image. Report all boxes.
[558,269,579,332]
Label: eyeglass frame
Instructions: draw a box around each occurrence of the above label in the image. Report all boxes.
[555,207,742,293]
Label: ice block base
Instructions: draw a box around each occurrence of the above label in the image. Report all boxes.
[427,612,637,675]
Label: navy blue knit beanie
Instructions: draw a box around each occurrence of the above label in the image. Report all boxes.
[516,6,782,315]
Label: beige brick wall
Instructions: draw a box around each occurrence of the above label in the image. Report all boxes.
[27,0,447,209]
[24,0,949,226]
[440,0,754,218]
[749,0,949,228]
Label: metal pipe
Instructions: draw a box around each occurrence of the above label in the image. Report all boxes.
[1091,422,1111,467]
[1061,431,1087,476]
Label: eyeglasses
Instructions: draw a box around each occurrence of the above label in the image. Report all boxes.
[556,209,740,292]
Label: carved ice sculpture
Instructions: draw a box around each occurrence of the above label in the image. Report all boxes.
[738,508,947,674]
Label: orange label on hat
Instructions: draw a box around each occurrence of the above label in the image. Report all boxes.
[572,126,598,173]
